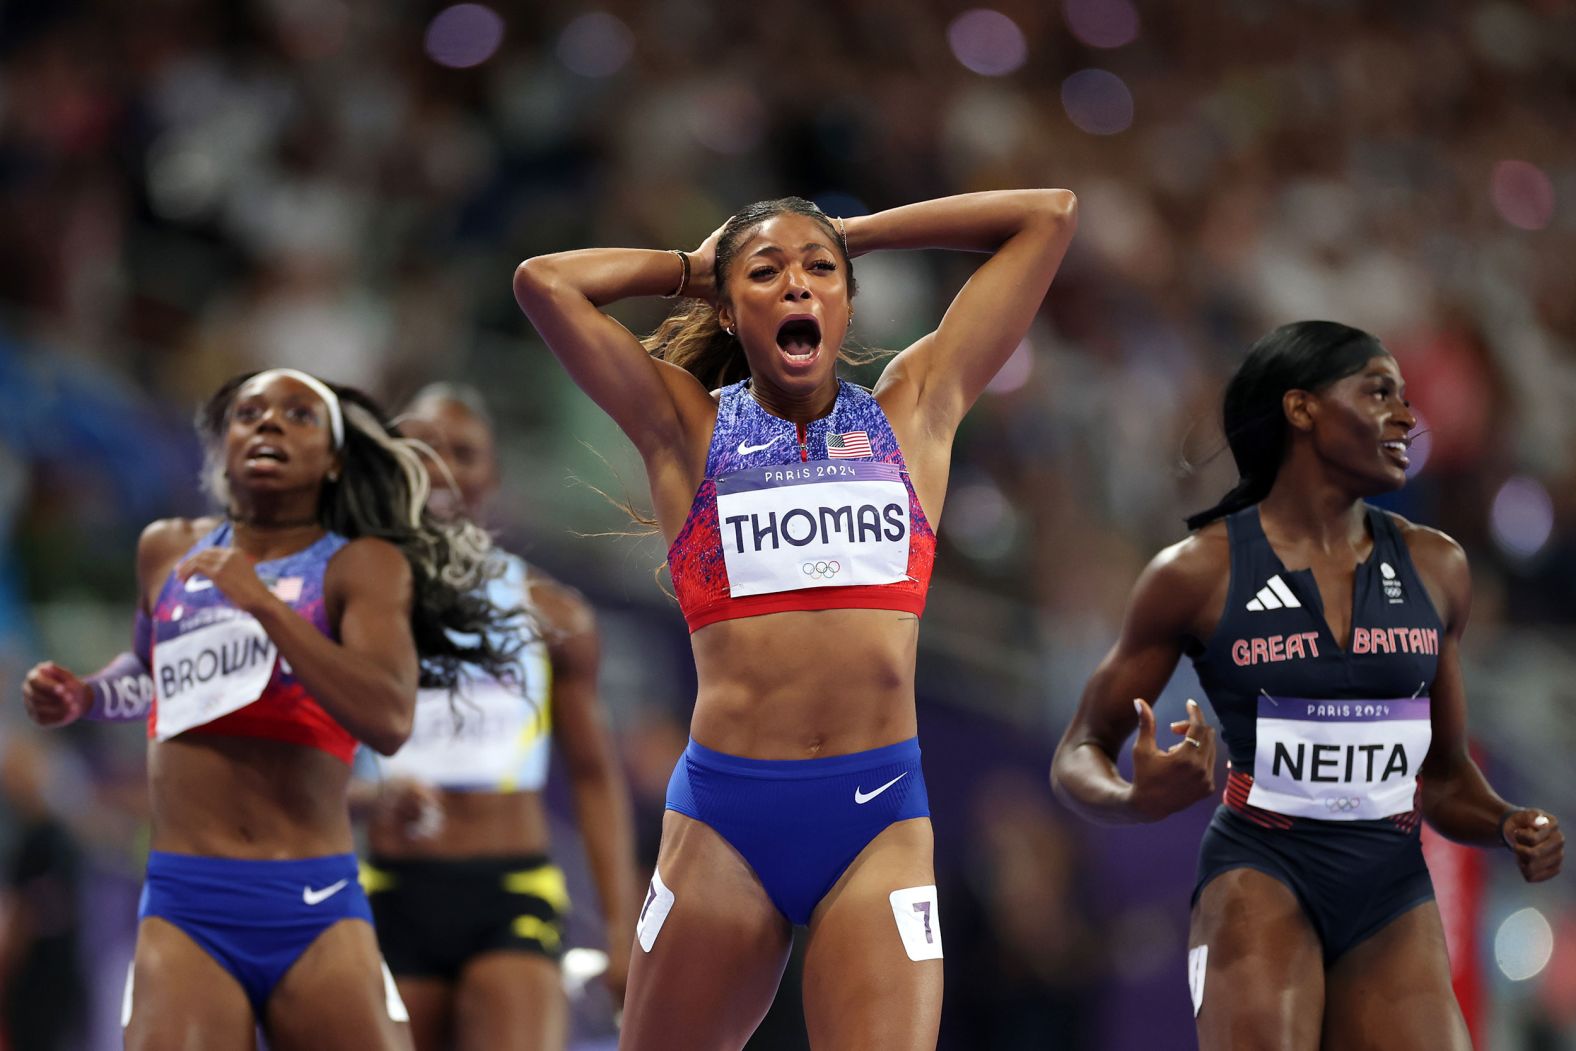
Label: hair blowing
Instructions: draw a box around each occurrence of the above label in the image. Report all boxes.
[642,196,876,389]
[1185,321,1388,532]
[198,373,528,690]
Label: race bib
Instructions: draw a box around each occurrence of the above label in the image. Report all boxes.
[1248,695,1431,820]
[714,461,910,598]
[381,681,547,789]
[153,612,277,740]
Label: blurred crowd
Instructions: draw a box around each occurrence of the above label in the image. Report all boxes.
[2,1,1573,1047]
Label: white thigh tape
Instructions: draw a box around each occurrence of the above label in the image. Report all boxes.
[636,868,676,953]
[382,959,410,1022]
[1188,945,1208,1018]
[888,885,943,962]
[121,961,135,1028]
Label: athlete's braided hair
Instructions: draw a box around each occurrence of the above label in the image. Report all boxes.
[643,197,879,388]
[197,372,527,689]
[1186,321,1389,531]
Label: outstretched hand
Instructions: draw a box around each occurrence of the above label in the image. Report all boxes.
[1502,809,1563,883]
[1130,698,1218,821]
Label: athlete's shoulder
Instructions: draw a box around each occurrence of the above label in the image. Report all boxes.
[1383,510,1468,573]
[1148,521,1230,590]
[1384,510,1470,611]
[136,515,220,566]
[327,536,414,592]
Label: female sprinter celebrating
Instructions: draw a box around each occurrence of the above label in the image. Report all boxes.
[1051,321,1563,1049]
[514,190,1077,1049]
[21,370,520,1050]
[361,384,638,1050]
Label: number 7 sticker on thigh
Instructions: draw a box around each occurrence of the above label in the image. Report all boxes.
[889,885,943,961]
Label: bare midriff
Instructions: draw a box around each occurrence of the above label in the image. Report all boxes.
[149,735,354,858]
[687,607,921,759]
[367,788,550,859]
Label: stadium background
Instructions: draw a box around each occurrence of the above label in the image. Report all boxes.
[1,1,1572,1047]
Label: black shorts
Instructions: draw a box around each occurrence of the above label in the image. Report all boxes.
[364,854,568,980]
[1192,806,1435,964]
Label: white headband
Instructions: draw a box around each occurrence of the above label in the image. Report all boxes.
[249,368,345,449]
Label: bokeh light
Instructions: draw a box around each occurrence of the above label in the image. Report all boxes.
[556,12,634,79]
[1495,907,1555,982]
[1061,69,1134,135]
[1490,160,1555,231]
[1063,0,1141,49]
[986,339,1034,395]
[425,4,506,69]
[947,10,1029,77]
[1404,407,1432,480]
[946,476,1020,563]
[687,84,767,155]
[1490,475,1555,560]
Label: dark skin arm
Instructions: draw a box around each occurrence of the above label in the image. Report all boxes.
[536,576,638,1004]
[172,528,419,756]
[1407,521,1563,882]
[1050,530,1224,824]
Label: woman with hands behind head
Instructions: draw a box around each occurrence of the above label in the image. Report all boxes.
[22,369,522,1051]
[515,189,1076,1049]
[1051,322,1562,1050]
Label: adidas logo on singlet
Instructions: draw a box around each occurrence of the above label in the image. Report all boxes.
[1246,574,1301,612]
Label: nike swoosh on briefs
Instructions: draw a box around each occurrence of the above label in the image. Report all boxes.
[854,772,908,805]
[737,436,784,456]
[302,878,350,905]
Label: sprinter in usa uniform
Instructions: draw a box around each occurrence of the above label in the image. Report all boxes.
[21,370,522,1050]
[1052,321,1563,1050]
[515,190,1077,1049]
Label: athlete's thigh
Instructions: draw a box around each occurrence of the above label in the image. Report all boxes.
[802,817,942,1051]
[123,917,257,1051]
[454,950,566,1051]
[393,976,453,1051]
[264,918,413,1051]
[1321,901,1469,1051]
[620,810,793,1051]
[1190,868,1324,1051]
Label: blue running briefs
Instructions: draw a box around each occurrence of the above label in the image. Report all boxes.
[139,851,373,1014]
[665,737,930,925]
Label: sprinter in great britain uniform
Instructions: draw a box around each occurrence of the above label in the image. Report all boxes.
[516,190,1078,1048]
[21,370,522,1051]
[359,385,638,1051]
[1052,322,1563,1050]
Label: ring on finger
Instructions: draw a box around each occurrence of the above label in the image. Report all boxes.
[1183,736,1202,749]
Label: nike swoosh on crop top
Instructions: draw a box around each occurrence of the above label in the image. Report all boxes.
[147,521,357,763]
[667,379,937,632]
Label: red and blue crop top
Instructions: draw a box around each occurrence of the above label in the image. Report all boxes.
[146,522,358,763]
[667,379,937,632]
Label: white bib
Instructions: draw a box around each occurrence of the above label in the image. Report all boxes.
[714,460,910,598]
[153,611,278,740]
[380,680,550,790]
[1248,695,1431,820]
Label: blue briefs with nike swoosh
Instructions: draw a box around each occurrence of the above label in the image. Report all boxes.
[139,851,373,1014]
[665,737,930,925]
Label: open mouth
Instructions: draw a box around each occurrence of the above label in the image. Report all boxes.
[775,315,822,366]
[244,442,289,466]
[1381,438,1410,468]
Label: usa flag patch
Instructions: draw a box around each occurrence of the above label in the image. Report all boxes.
[827,431,872,459]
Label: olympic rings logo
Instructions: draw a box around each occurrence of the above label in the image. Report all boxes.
[1324,797,1364,813]
[802,560,841,580]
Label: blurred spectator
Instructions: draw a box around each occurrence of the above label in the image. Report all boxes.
[0,733,87,1051]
